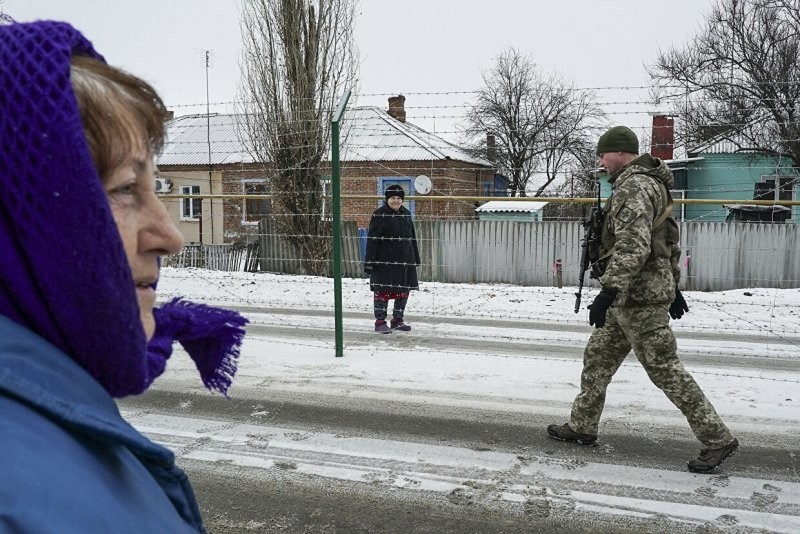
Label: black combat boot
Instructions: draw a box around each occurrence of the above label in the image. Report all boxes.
[547,423,597,446]
[687,438,739,473]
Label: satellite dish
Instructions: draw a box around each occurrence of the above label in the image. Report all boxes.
[414,175,432,195]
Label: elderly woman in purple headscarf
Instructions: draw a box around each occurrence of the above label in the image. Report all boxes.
[0,20,247,532]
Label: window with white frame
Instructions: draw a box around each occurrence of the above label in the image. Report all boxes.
[669,167,688,222]
[242,179,270,224]
[671,190,687,221]
[180,185,201,220]
[758,175,796,202]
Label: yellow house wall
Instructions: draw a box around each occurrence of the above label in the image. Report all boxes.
[157,170,224,244]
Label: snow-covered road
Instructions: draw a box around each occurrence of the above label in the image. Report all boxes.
[124,268,800,532]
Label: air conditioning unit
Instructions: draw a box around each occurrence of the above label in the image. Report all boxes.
[154,178,172,193]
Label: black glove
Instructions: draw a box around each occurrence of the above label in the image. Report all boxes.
[669,289,689,319]
[588,288,617,328]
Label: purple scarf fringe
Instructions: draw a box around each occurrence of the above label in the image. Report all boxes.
[150,299,248,396]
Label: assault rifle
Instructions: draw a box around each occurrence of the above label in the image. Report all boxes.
[574,181,604,313]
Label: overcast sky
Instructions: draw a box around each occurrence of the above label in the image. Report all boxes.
[4,0,717,136]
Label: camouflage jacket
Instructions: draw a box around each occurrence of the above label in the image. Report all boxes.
[598,154,681,306]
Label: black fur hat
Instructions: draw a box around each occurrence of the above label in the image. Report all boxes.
[384,184,405,201]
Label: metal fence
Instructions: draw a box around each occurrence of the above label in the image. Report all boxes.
[414,220,800,291]
[164,242,260,272]
[680,221,800,290]
[257,218,364,278]
[170,219,799,291]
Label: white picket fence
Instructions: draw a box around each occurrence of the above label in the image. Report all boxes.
[164,242,260,272]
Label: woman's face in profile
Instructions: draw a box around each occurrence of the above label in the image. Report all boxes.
[104,149,183,340]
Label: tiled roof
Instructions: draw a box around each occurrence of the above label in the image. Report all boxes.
[157,108,490,167]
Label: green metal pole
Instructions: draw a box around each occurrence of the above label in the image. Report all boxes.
[331,89,351,358]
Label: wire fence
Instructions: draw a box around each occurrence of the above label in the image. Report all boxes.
[156,90,800,371]
[162,214,800,289]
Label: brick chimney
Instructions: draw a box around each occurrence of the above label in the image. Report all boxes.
[486,133,496,160]
[388,95,406,122]
[651,115,674,160]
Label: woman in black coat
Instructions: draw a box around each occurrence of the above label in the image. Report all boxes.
[364,185,420,333]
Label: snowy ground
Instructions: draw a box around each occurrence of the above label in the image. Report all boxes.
[141,267,800,532]
[157,267,800,338]
[155,267,800,428]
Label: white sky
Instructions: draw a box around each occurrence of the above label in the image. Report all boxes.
[4,0,716,136]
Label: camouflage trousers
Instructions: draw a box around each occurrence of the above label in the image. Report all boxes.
[570,304,734,449]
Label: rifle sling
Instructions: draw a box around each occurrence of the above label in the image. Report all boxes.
[653,181,674,229]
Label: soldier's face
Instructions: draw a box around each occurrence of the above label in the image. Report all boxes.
[598,152,626,175]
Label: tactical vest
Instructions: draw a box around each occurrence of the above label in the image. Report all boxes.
[650,182,680,259]
[590,176,678,278]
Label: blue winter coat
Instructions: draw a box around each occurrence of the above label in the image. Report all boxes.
[0,315,205,533]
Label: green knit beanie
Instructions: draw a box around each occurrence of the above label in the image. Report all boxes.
[596,126,639,155]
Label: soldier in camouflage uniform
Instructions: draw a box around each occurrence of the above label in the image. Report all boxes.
[548,126,739,473]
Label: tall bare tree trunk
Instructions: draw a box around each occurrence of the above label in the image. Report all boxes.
[239,0,358,275]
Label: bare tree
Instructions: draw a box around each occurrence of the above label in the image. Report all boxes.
[649,0,800,164]
[0,1,15,25]
[542,143,601,221]
[464,48,604,197]
[239,0,358,275]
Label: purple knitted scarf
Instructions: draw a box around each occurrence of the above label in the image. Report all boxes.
[0,21,247,397]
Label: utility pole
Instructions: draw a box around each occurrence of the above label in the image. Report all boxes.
[205,50,214,245]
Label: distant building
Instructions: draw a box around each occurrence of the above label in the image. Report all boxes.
[156,96,496,243]
[648,115,798,223]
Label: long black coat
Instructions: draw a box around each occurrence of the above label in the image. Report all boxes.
[365,203,420,292]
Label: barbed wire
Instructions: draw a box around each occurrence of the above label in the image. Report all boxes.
[158,122,800,143]
[163,244,800,286]
[163,223,800,252]
[155,157,800,177]
[161,270,800,343]
[158,88,800,360]
[163,82,800,108]
[236,329,800,385]
[157,194,800,209]
[163,106,800,132]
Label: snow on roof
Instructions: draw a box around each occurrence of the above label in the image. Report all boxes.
[158,108,491,167]
[339,107,490,166]
[723,204,791,212]
[158,114,254,166]
[690,136,753,155]
[474,200,549,213]
[686,111,785,156]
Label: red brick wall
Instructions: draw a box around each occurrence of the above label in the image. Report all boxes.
[161,159,494,241]
[337,160,494,227]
